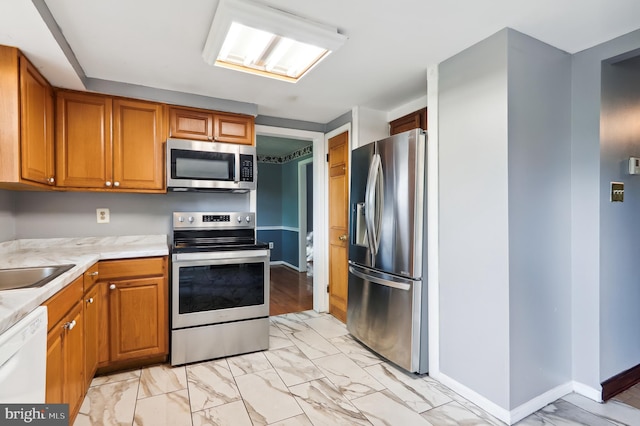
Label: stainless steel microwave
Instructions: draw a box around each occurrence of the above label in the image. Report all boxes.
[166,138,256,192]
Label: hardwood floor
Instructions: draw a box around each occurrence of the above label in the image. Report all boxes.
[269,265,313,316]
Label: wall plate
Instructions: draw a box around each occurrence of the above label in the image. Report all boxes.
[611,182,624,202]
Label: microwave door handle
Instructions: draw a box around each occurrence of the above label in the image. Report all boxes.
[234,146,240,183]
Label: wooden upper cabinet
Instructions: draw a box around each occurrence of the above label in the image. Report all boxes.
[169,107,212,141]
[214,112,254,145]
[20,57,55,185]
[0,45,55,189]
[169,106,254,145]
[113,99,165,190]
[389,107,427,136]
[56,90,165,192]
[56,91,112,189]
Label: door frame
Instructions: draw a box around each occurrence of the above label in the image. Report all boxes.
[254,124,328,312]
[298,157,313,273]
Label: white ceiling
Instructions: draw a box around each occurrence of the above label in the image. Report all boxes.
[2,0,640,123]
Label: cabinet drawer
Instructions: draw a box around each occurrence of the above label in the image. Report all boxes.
[83,263,99,292]
[43,276,83,332]
[98,257,165,280]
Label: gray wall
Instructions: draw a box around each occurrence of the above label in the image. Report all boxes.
[439,29,511,409]
[439,28,573,411]
[599,55,640,381]
[571,28,640,390]
[13,191,249,239]
[507,31,572,407]
[0,190,16,242]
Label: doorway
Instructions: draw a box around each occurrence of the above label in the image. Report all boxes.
[254,126,326,315]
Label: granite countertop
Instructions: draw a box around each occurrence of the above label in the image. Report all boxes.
[0,235,169,335]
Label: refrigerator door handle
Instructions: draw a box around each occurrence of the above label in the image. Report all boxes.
[365,153,383,260]
[349,265,411,291]
[364,155,378,259]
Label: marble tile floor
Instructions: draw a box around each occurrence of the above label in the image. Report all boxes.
[74,311,640,426]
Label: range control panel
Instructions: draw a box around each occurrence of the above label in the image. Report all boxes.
[173,212,255,229]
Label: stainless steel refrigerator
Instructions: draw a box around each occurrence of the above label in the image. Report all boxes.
[347,128,428,374]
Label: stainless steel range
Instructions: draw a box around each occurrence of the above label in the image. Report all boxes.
[170,211,270,366]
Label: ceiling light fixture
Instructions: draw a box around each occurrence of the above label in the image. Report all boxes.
[202,0,347,83]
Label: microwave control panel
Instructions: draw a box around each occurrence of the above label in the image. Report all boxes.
[239,154,254,182]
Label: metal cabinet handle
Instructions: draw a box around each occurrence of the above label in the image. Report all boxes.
[48,177,55,184]
[105,181,112,187]
[338,234,348,241]
[65,320,77,330]
[86,297,94,304]
[88,271,99,276]
[114,181,120,187]
[110,284,116,290]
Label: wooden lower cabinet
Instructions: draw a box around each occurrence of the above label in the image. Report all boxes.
[44,276,85,422]
[43,256,167,424]
[100,256,168,366]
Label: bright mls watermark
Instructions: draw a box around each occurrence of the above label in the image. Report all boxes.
[0,405,68,425]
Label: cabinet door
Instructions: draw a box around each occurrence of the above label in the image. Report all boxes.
[45,321,64,404]
[20,57,54,185]
[213,113,254,145]
[84,284,100,388]
[113,99,165,191]
[109,276,167,362]
[389,108,427,136]
[56,91,112,188]
[169,107,213,141]
[65,302,84,420]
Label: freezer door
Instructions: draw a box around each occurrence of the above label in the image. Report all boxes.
[346,262,424,373]
[348,129,426,279]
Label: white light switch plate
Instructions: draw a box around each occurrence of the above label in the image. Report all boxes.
[97,208,110,223]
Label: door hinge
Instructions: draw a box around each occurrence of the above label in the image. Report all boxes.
[326,284,330,293]
[326,153,329,162]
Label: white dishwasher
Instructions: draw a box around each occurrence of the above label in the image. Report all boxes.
[0,306,47,403]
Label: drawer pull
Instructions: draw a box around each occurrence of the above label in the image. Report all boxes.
[88,271,99,277]
[86,297,94,304]
[110,284,116,290]
[65,320,77,331]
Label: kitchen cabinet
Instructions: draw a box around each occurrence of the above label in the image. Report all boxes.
[0,45,55,189]
[98,257,168,365]
[83,264,100,388]
[44,276,85,422]
[389,107,427,135]
[56,90,165,192]
[169,106,255,145]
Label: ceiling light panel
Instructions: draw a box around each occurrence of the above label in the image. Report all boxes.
[203,0,346,83]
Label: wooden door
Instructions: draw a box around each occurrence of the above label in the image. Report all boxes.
[84,283,99,388]
[56,91,112,188]
[328,131,350,322]
[213,112,254,145]
[20,57,54,185]
[112,99,165,191]
[109,276,167,362]
[168,107,213,141]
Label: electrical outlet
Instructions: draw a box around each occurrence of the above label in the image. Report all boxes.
[611,182,624,202]
[269,242,274,249]
[96,208,110,223]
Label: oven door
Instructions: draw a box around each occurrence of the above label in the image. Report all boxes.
[171,249,270,329]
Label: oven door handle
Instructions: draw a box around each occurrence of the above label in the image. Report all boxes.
[173,250,269,262]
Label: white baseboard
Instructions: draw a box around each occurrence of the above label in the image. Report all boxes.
[572,381,602,402]
[269,260,301,272]
[431,372,578,425]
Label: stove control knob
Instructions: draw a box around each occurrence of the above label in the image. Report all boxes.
[188,216,194,223]
[245,216,251,223]
[237,215,242,223]
[178,216,184,223]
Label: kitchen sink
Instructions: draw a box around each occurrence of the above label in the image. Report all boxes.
[0,264,75,291]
